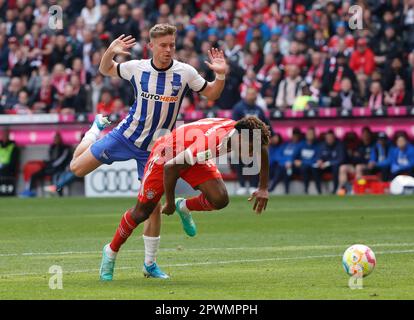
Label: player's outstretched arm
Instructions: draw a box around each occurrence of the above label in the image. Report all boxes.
[199,48,228,100]
[248,145,269,214]
[99,34,136,77]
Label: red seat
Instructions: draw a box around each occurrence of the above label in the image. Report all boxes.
[370,181,390,194]
[23,160,45,182]
[352,175,389,194]
[322,172,333,181]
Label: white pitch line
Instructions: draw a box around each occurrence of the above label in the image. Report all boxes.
[1,249,413,278]
[1,242,414,258]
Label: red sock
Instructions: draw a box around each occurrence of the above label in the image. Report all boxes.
[109,210,137,252]
[185,193,215,211]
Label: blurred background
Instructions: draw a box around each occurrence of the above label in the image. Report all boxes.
[1,0,414,198]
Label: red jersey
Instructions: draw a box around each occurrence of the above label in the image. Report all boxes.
[281,54,307,69]
[152,118,236,166]
[96,100,114,115]
[139,118,235,203]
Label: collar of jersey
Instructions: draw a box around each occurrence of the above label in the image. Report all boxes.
[151,59,174,72]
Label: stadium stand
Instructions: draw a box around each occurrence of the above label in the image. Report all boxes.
[1,0,414,196]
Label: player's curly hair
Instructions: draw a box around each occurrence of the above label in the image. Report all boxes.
[234,116,271,146]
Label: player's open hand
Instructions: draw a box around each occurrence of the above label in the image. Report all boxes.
[204,48,228,75]
[109,34,136,56]
[248,189,269,214]
[161,202,176,215]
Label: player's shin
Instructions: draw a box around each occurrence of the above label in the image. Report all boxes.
[109,209,138,253]
[142,204,161,265]
[143,235,160,265]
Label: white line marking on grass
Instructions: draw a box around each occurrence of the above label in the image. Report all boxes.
[1,249,413,278]
[1,242,414,258]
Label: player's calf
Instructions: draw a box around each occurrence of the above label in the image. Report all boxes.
[107,203,155,254]
[196,179,229,210]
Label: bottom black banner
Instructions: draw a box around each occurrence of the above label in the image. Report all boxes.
[1,300,411,318]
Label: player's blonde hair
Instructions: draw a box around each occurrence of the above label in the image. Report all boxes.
[149,24,177,40]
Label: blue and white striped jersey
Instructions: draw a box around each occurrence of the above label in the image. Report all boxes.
[115,59,207,151]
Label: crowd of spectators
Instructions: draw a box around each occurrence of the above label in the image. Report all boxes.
[266,127,414,195]
[1,0,414,116]
[230,85,414,195]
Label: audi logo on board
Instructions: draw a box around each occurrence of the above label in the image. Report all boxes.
[90,169,140,193]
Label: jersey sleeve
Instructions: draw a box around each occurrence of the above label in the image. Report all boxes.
[186,64,208,92]
[117,60,140,81]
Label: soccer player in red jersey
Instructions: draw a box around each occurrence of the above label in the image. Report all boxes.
[99,116,270,280]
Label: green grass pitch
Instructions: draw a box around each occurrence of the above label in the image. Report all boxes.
[0,195,413,300]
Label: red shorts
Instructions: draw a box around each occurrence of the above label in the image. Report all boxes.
[138,156,222,204]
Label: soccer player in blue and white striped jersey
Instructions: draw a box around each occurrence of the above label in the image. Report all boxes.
[69,24,228,281]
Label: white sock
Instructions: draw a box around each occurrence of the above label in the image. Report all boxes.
[180,199,190,214]
[105,243,117,260]
[143,235,160,266]
[82,124,101,144]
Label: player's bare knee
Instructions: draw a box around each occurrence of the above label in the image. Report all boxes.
[69,160,84,177]
[130,207,148,224]
[210,192,229,210]
[218,196,229,210]
[131,202,155,224]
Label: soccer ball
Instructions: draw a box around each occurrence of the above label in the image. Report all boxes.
[342,244,376,277]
